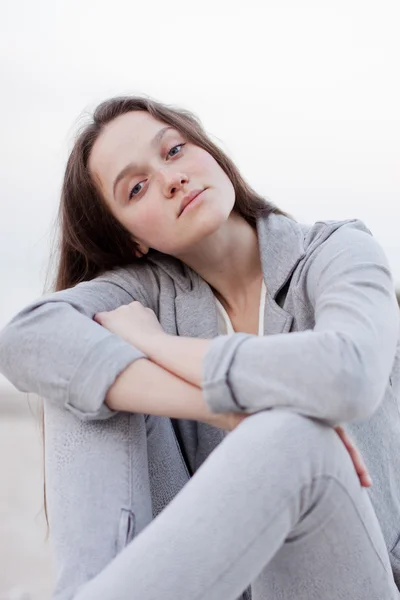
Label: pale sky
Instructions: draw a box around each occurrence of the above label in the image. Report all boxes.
[1,0,399,391]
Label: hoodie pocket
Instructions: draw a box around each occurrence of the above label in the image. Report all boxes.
[116,508,136,553]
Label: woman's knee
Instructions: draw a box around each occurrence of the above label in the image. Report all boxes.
[238,408,330,442]
[234,408,342,474]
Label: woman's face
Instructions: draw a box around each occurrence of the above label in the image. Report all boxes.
[89,110,235,256]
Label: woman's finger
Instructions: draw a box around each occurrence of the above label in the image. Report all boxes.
[335,426,372,487]
[341,431,372,486]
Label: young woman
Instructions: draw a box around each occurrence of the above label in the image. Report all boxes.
[0,96,399,600]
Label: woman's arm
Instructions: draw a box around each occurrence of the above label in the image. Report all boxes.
[106,358,244,431]
[0,268,155,420]
[204,224,398,425]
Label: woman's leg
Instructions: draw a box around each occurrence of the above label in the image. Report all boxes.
[44,402,189,600]
[73,409,398,600]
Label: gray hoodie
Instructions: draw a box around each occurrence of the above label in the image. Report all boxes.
[0,213,399,598]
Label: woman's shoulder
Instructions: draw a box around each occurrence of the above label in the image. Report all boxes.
[278,214,384,275]
[299,217,392,281]
[270,213,396,311]
[258,213,382,301]
[300,216,373,250]
[260,212,375,269]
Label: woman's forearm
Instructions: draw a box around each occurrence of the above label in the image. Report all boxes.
[106,357,213,422]
[139,334,211,388]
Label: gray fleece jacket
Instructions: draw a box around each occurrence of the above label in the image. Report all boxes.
[0,213,399,598]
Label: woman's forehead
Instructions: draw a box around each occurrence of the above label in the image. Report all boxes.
[89,112,169,174]
[98,111,168,151]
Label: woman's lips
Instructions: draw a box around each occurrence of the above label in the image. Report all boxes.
[180,189,205,215]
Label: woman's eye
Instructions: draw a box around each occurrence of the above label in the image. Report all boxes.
[167,143,185,159]
[127,144,185,200]
[128,182,144,200]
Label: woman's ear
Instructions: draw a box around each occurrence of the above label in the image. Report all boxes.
[134,242,149,257]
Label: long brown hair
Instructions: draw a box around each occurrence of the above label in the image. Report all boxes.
[41,94,292,532]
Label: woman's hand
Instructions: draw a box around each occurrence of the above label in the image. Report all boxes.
[210,412,248,432]
[94,301,166,352]
[334,425,372,488]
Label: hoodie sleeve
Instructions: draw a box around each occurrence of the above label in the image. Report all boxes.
[202,223,400,426]
[0,269,154,421]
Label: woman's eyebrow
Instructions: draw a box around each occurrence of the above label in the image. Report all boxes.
[112,126,176,199]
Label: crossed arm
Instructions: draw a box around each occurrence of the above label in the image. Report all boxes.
[102,227,399,430]
[104,345,235,428]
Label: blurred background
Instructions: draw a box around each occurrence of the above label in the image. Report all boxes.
[0,0,399,598]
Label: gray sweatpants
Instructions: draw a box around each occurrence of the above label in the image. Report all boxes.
[74,409,399,600]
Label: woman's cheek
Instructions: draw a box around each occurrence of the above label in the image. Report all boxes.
[136,206,169,250]
[189,149,214,176]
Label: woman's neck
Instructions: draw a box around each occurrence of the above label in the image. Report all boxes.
[177,212,264,313]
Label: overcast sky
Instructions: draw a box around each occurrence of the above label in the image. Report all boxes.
[1,0,399,391]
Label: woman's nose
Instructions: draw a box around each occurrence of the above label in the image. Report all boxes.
[158,167,189,197]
